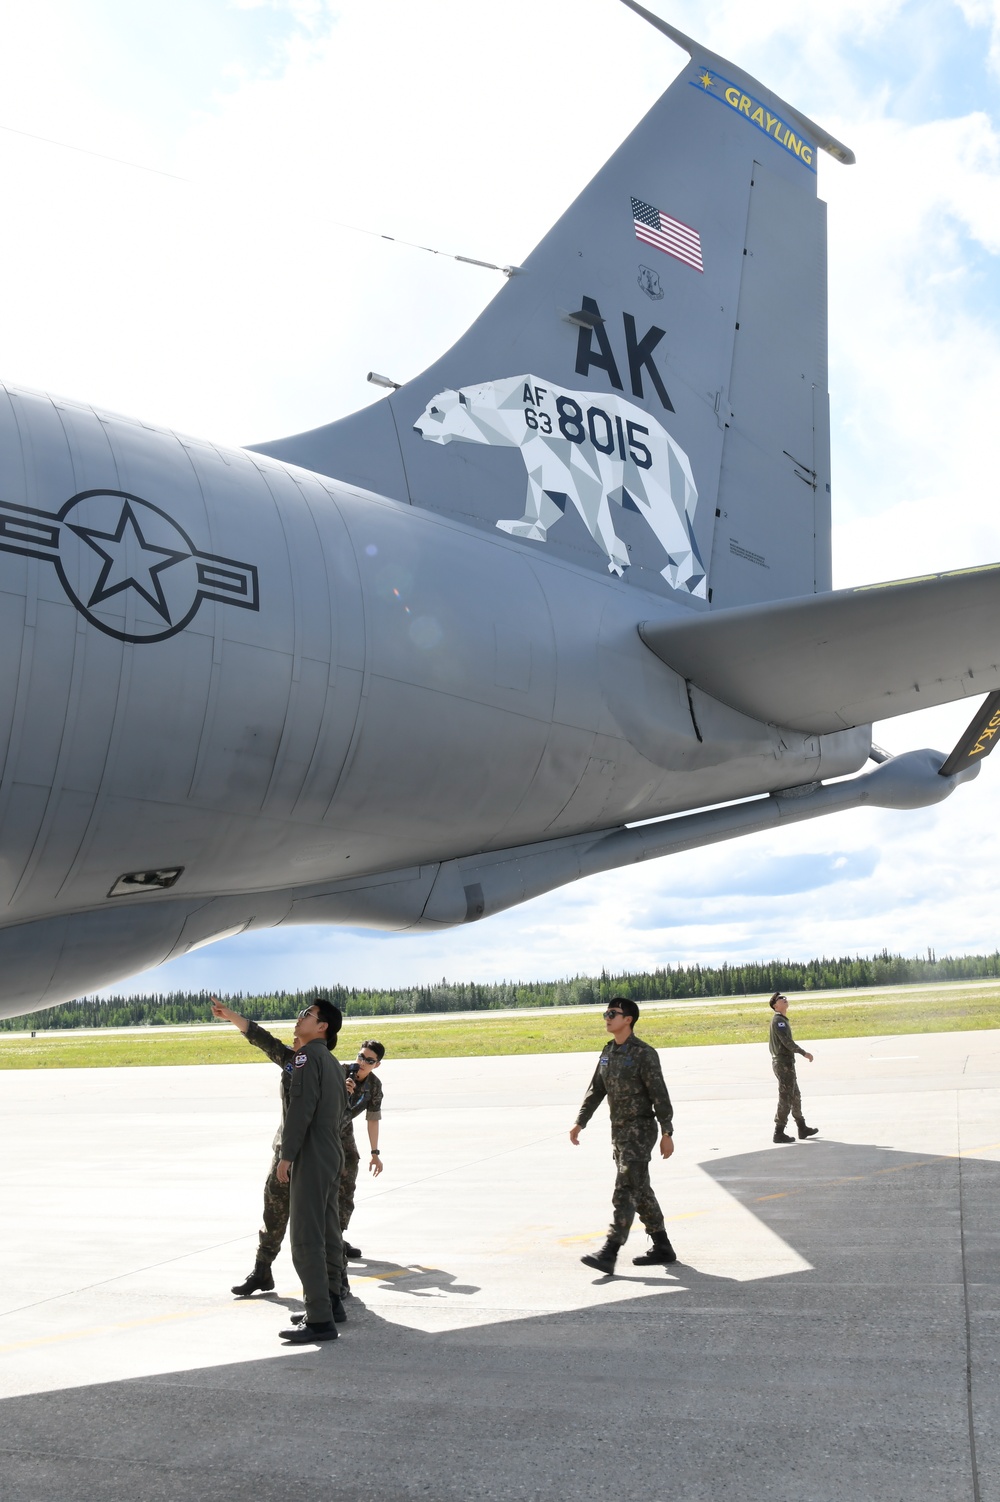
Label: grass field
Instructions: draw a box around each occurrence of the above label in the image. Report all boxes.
[0,985,997,1069]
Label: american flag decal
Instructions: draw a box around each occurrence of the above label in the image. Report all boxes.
[631,197,704,273]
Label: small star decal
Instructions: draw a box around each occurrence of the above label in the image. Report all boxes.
[698,70,715,89]
[70,501,188,623]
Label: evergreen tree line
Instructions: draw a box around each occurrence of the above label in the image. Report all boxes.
[3,948,999,1031]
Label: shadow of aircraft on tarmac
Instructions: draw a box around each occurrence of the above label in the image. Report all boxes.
[0,1138,995,1502]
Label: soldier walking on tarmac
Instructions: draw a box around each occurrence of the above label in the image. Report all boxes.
[571,998,676,1275]
[769,992,819,1144]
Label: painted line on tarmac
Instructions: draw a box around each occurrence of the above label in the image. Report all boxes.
[558,1209,711,1246]
[349,1269,421,1284]
[0,1304,234,1356]
[0,1267,490,1356]
[0,1235,258,1322]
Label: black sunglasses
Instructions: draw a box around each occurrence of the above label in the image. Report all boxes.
[603,1009,624,1019]
[358,1051,379,1064]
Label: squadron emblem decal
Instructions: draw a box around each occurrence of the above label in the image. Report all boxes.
[637,265,664,301]
[0,490,259,643]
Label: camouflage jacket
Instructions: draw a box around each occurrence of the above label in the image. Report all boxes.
[245,1020,295,1123]
[576,1033,673,1138]
[769,1011,808,1063]
[342,1063,383,1124]
[245,1022,374,1145]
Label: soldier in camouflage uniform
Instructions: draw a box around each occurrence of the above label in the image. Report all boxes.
[570,998,676,1274]
[211,996,348,1312]
[340,1040,385,1261]
[769,992,818,1143]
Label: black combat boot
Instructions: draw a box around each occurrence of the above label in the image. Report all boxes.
[632,1231,677,1266]
[772,1129,795,1144]
[291,1293,346,1325]
[231,1261,275,1296]
[797,1123,819,1139]
[581,1237,620,1274]
[343,1241,362,1259]
[279,1320,338,1343]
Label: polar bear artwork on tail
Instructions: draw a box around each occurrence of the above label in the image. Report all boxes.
[414,375,706,597]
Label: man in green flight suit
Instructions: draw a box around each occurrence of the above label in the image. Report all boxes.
[571,998,676,1275]
[211,996,347,1341]
[769,992,819,1144]
[275,998,349,1342]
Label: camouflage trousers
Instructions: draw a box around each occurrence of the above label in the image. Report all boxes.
[339,1126,361,1230]
[257,1147,290,1267]
[257,1126,361,1263]
[609,1129,665,1245]
[772,1060,804,1130]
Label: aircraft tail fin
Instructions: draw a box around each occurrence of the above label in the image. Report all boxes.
[252,9,852,610]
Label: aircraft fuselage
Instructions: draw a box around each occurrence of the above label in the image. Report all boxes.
[0,384,865,938]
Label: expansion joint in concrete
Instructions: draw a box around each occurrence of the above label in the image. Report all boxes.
[957,1094,982,1502]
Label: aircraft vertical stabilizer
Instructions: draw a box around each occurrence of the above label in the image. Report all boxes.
[252,9,851,610]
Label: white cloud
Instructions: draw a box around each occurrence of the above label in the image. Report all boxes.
[954,0,1000,74]
[826,110,1000,570]
[0,0,681,441]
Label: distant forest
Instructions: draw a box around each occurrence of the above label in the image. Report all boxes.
[3,949,1000,1031]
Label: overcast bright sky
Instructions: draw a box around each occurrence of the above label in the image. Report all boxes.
[2,0,999,995]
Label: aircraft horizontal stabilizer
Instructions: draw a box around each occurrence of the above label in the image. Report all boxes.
[640,563,1000,733]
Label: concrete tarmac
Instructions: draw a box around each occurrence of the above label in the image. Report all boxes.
[0,1026,997,1501]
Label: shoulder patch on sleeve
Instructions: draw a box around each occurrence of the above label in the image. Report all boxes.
[294,1052,308,1067]
[776,1019,788,1028]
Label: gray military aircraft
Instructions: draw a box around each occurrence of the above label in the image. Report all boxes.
[0,1,997,1019]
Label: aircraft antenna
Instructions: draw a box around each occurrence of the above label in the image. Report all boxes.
[0,122,525,265]
[327,216,521,277]
[0,120,187,181]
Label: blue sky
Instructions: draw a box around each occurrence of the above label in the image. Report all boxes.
[1,0,998,995]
